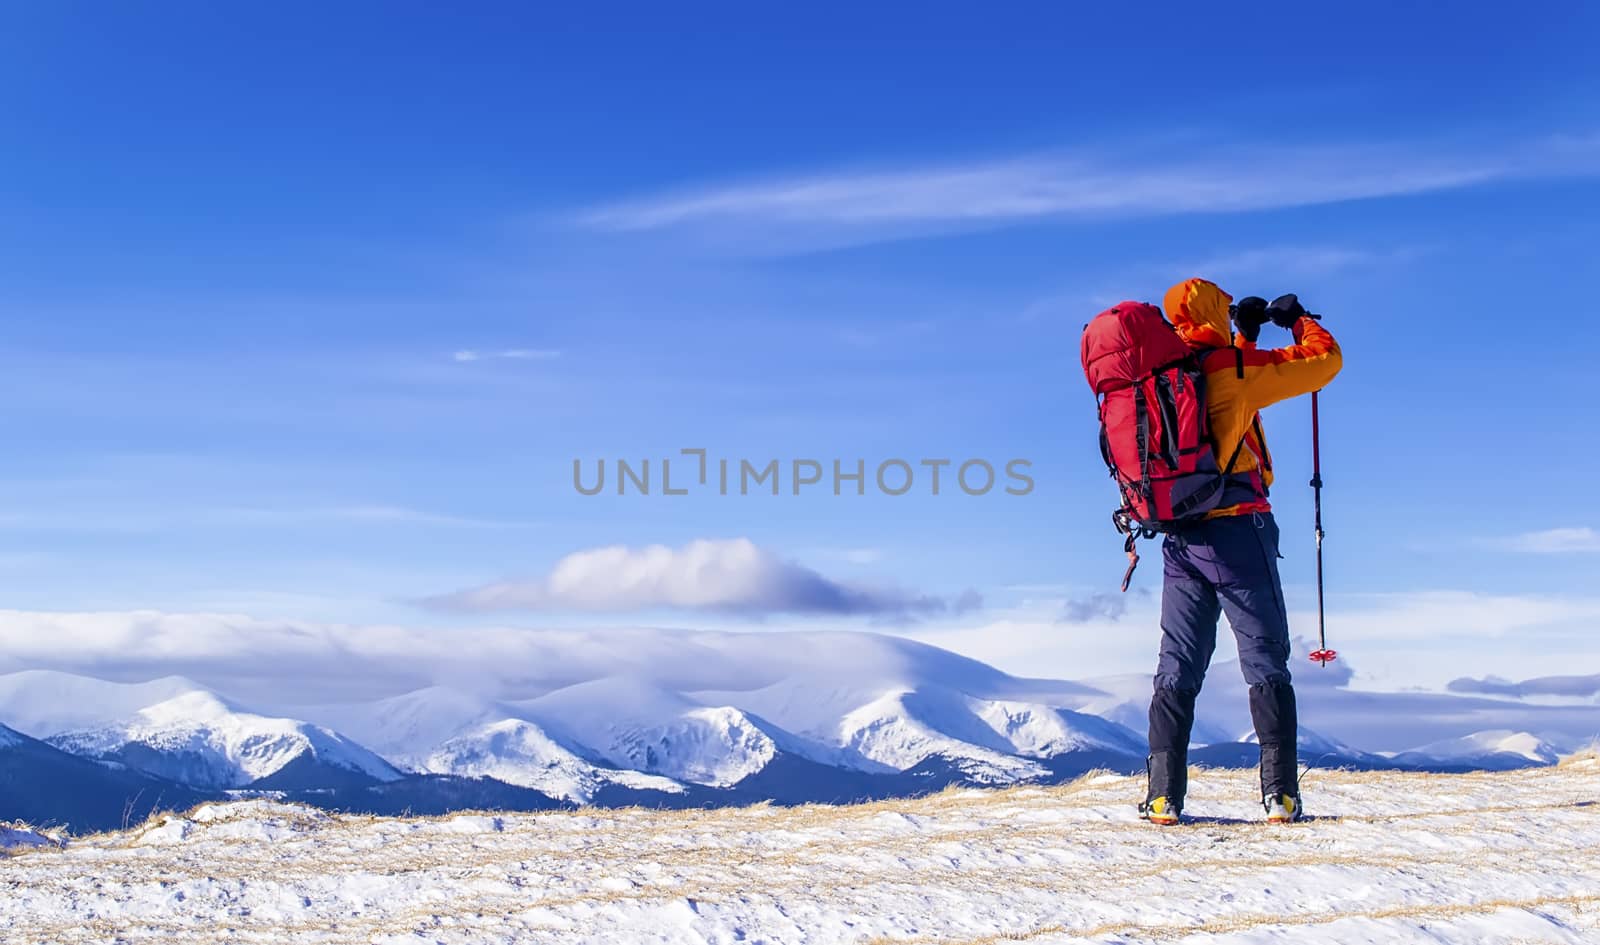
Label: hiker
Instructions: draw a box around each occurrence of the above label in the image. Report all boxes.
[1138,278,1343,824]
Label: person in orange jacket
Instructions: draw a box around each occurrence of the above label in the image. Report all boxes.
[1140,277,1342,825]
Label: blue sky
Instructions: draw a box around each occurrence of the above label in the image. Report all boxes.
[2,3,1599,691]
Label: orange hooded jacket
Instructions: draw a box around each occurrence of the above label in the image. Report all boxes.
[1162,278,1343,519]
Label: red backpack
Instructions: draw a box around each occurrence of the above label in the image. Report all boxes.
[1080,302,1244,589]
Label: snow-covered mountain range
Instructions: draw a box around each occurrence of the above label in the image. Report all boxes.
[2,630,1596,828]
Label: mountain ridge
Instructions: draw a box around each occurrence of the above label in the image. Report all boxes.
[3,629,1597,822]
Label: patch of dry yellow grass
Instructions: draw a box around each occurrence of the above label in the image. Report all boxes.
[1558,742,1600,767]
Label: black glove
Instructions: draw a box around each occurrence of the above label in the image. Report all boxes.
[1267,293,1313,328]
[1229,296,1269,343]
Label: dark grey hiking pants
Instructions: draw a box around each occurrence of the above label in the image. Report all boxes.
[1146,512,1299,803]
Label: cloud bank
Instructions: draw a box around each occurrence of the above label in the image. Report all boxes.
[1448,672,1600,700]
[2,587,1599,706]
[421,538,982,620]
[0,611,1020,707]
[1059,591,1130,624]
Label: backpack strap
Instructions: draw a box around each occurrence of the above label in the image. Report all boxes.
[1152,371,1182,468]
[1132,382,1153,503]
[1215,346,1249,476]
[1252,415,1271,473]
[1221,427,1250,477]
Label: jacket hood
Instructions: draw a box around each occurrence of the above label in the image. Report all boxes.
[1163,278,1234,349]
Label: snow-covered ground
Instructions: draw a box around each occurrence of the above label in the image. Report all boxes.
[4,760,1598,944]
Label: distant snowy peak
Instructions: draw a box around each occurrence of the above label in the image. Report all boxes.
[48,690,402,789]
[1402,730,1563,767]
[1240,726,1378,762]
[421,717,684,802]
[138,690,238,724]
[0,669,207,738]
[0,722,22,749]
[974,700,1147,758]
[837,689,1051,783]
[315,686,513,766]
[616,705,778,786]
[523,677,781,787]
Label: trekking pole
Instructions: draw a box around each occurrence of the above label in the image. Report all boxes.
[1308,390,1337,666]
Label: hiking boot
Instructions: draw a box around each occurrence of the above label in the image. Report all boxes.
[1142,750,1187,826]
[1263,793,1302,824]
[1139,795,1182,826]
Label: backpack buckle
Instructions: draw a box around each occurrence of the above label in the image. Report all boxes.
[1112,509,1131,535]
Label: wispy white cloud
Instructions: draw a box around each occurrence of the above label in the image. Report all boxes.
[575,133,1600,246]
[452,348,562,363]
[1487,527,1600,554]
[1166,244,1431,281]
[420,537,980,621]
[275,505,534,530]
